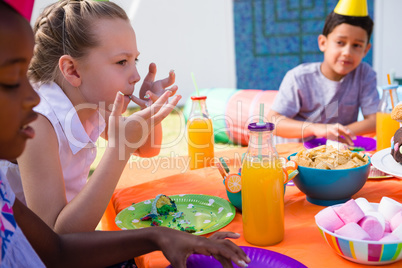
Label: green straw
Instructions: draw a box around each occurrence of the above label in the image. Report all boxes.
[190,72,202,113]
[258,103,264,124]
[257,103,264,159]
[191,72,200,96]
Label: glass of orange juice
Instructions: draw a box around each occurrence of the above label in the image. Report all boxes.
[241,122,284,246]
[187,96,214,170]
[376,85,399,151]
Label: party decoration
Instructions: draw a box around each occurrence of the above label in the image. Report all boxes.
[334,0,368,17]
[4,0,34,21]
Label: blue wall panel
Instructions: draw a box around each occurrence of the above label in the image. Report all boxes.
[234,0,374,90]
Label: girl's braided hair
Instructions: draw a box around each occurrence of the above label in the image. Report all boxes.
[28,0,128,85]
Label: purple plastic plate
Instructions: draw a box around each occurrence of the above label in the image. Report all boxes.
[166,246,307,268]
[304,136,376,151]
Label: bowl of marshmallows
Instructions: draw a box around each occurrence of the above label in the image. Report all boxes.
[315,197,402,265]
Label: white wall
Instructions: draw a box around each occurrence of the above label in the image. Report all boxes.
[31,0,402,105]
[31,0,236,107]
[373,0,402,86]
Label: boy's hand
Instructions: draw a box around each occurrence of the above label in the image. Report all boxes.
[130,63,178,109]
[313,123,356,145]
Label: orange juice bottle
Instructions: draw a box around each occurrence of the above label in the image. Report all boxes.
[376,85,399,151]
[241,122,284,246]
[187,96,214,170]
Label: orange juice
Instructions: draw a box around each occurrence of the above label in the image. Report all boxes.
[376,112,399,151]
[187,117,214,169]
[241,157,284,246]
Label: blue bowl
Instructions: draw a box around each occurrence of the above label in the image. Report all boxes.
[288,153,370,206]
[226,190,242,211]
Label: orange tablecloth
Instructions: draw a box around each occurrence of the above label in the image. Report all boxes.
[103,143,402,268]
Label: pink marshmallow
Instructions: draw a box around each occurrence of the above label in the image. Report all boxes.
[385,221,392,233]
[390,211,402,232]
[365,211,386,231]
[358,216,384,241]
[379,232,400,242]
[335,222,371,240]
[334,199,365,224]
[315,207,345,232]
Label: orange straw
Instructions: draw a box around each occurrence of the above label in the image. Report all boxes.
[387,74,395,109]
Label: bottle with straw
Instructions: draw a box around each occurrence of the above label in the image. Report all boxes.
[187,72,214,170]
[376,74,399,151]
[241,103,285,246]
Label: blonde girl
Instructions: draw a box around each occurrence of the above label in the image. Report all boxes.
[0,0,180,234]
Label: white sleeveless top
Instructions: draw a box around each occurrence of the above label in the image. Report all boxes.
[0,82,106,204]
[0,172,45,267]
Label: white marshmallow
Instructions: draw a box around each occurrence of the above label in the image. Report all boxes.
[378,197,402,221]
[392,224,402,240]
[355,197,375,214]
[390,211,402,232]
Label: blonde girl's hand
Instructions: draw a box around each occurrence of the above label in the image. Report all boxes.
[108,90,181,158]
[130,63,178,109]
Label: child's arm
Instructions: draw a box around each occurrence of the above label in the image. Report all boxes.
[268,110,355,145]
[345,65,378,137]
[18,91,181,233]
[13,198,249,268]
[347,113,376,136]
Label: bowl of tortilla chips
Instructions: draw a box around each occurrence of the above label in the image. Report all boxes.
[288,145,370,206]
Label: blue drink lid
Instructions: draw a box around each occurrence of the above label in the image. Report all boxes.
[382,85,399,90]
[248,122,274,131]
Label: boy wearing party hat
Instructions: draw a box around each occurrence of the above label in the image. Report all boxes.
[268,0,379,145]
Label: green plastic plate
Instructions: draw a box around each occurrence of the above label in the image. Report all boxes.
[115,194,235,235]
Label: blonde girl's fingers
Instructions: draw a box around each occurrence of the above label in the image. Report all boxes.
[142,63,157,86]
[148,84,178,102]
[158,69,176,89]
[146,91,159,103]
[135,90,173,119]
[167,85,178,97]
[111,92,125,117]
[129,94,150,109]
[150,95,181,126]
